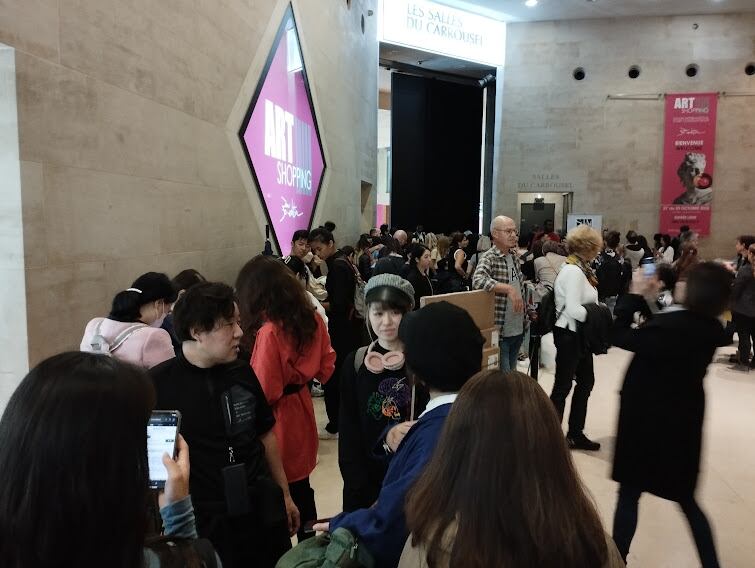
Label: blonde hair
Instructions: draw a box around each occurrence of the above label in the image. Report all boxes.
[425,232,438,250]
[566,225,603,260]
[437,236,451,259]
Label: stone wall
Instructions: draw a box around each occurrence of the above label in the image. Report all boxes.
[498,14,755,256]
[0,0,377,366]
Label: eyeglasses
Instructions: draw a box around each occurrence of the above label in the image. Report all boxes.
[494,228,518,235]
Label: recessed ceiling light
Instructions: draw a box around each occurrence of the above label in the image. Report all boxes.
[525,0,538,7]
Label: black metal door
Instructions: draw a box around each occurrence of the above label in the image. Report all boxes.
[520,203,556,242]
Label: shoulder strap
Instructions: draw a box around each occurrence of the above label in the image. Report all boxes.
[354,344,370,373]
[110,324,148,353]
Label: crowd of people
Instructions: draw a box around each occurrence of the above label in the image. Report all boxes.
[0,215,751,568]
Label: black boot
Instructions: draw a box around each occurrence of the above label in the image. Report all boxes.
[567,432,601,451]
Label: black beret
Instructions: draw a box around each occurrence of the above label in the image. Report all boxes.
[399,301,484,392]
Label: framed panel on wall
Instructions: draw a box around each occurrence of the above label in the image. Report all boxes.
[238,5,326,255]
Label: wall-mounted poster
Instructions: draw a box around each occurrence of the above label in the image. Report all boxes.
[659,93,717,236]
[567,214,603,232]
[239,5,326,254]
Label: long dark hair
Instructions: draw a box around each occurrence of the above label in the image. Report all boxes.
[409,243,430,269]
[406,370,608,567]
[236,255,318,353]
[449,231,464,251]
[0,352,155,568]
[109,272,177,322]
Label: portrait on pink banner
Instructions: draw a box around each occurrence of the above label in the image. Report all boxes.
[659,93,717,237]
[239,5,326,254]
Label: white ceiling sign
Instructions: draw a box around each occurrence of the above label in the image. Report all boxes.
[379,0,506,67]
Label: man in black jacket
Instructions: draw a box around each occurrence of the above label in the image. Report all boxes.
[309,228,361,438]
[150,282,298,568]
[595,230,624,315]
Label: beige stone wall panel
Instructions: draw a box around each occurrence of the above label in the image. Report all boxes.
[0,0,59,61]
[500,14,755,256]
[6,0,377,365]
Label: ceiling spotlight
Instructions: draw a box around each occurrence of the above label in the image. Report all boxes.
[525,0,538,7]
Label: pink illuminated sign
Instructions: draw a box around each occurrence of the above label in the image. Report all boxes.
[239,6,325,254]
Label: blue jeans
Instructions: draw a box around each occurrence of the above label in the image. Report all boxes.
[499,333,524,372]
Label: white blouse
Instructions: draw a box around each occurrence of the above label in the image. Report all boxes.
[554,264,599,332]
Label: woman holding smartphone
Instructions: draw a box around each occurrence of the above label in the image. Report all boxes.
[0,352,218,567]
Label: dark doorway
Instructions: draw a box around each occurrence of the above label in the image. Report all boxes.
[390,73,483,234]
[520,203,556,244]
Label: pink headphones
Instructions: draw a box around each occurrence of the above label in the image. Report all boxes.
[364,341,405,374]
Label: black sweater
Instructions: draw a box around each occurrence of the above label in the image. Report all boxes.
[405,268,434,310]
[338,343,428,512]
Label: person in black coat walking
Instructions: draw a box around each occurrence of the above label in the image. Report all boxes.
[610,262,733,568]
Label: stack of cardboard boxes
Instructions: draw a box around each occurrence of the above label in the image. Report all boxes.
[420,290,500,371]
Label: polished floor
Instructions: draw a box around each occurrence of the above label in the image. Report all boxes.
[310,345,755,567]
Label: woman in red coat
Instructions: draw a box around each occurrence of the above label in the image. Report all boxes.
[236,256,336,542]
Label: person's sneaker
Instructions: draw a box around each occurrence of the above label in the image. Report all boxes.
[319,428,338,441]
[566,433,601,451]
[728,363,751,373]
[311,381,325,397]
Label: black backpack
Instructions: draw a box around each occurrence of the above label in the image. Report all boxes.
[596,252,623,299]
[533,285,558,336]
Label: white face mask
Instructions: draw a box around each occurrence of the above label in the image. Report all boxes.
[150,302,167,328]
[303,251,314,264]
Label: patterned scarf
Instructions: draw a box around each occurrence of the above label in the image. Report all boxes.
[566,254,599,288]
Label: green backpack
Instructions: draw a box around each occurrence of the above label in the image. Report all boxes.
[275,528,375,568]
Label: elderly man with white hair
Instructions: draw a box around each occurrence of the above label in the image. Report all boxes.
[472,216,525,371]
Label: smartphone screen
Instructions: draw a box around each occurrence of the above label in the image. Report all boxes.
[147,410,181,489]
[640,258,656,278]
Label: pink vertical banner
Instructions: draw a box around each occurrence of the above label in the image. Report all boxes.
[659,92,718,236]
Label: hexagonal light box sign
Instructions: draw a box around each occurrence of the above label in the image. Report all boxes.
[239,5,326,255]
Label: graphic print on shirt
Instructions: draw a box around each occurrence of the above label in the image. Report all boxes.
[367,376,410,421]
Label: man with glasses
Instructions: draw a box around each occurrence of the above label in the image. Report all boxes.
[151,282,298,568]
[472,216,526,371]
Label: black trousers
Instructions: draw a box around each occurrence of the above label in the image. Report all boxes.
[734,312,755,366]
[612,484,720,567]
[289,477,317,542]
[550,327,595,436]
[196,509,290,568]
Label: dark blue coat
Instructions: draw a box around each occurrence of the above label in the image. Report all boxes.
[329,403,451,568]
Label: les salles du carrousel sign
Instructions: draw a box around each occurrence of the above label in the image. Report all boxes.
[239,5,326,254]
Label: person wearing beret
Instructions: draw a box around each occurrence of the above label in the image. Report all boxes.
[314,302,485,568]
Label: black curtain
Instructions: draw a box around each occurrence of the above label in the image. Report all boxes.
[391,73,483,235]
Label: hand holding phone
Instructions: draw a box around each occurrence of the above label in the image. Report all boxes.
[148,410,181,489]
[158,434,190,509]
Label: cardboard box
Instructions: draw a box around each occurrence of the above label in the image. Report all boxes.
[479,326,500,350]
[482,346,500,370]
[420,290,495,331]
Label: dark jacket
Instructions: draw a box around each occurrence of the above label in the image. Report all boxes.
[610,295,727,500]
[372,254,406,277]
[731,262,755,317]
[595,251,624,299]
[405,268,434,310]
[330,403,452,568]
[578,303,613,355]
[338,345,427,512]
[358,253,372,282]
